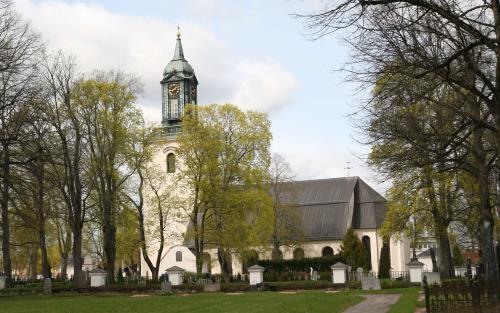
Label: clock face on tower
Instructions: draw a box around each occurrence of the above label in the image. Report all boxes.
[168,83,180,97]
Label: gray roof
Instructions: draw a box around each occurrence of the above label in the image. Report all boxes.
[166,266,185,272]
[417,248,438,258]
[184,176,387,245]
[287,177,387,240]
[331,262,349,269]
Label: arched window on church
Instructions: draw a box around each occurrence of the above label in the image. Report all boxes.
[362,236,372,269]
[293,247,305,260]
[322,246,334,257]
[175,251,182,262]
[167,153,175,173]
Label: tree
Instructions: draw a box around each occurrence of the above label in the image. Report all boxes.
[77,71,143,282]
[298,0,499,284]
[269,153,302,260]
[0,0,42,285]
[339,228,370,271]
[378,238,391,279]
[126,124,180,281]
[177,103,273,275]
[41,52,89,284]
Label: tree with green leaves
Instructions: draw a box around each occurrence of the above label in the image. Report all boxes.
[177,103,273,275]
[77,71,143,282]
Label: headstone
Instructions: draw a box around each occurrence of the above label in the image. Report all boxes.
[203,282,220,292]
[160,281,172,294]
[44,278,52,295]
[361,277,381,290]
[356,267,363,280]
[77,270,88,288]
[89,268,107,287]
[0,276,7,290]
[422,272,441,286]
[248,265,265,286]
[311,271,318,281]
[331,262,348,284]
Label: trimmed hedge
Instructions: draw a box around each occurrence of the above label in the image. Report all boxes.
[257,255,344,273]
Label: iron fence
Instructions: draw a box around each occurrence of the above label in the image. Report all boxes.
[424,277,499,313]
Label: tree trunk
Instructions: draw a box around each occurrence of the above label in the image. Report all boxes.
[1,143,12,286]
[434,224,454,278]
[39,229,50,279]
[72,227,83,282]
[217,247,233,276]
[29,244,38,280]
[103,221,116,283]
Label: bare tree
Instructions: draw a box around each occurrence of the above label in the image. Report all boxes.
[298,0,499,284]
[0,0,42,286]
[269,154,302,260]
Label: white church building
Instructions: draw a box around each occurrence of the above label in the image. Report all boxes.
[139,30,411,278]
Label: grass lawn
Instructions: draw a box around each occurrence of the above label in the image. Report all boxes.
[353,287,422,313]
[0,291,364,313]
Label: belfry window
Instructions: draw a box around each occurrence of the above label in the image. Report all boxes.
[167,153,176,173]
[170,99,179,119]
[176,251,182,262]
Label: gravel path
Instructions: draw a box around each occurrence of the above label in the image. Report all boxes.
[343,294,401,313]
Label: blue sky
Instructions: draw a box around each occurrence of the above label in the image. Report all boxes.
[19,0,383,191]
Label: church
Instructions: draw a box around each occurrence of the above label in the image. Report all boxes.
[139,30,411,277]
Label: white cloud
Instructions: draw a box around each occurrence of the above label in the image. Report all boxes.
[231,60,299,112]
[14,0,299,122]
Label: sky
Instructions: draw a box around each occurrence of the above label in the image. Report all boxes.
[14,0,386,193]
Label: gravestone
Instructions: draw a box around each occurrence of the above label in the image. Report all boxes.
[77,271,88,288]
[44,278,52,295]
[361,277,381,290]
[422,272,441,286]
[311,271,319,281]
[0,276,6,290]
[160,281,172,294]
[203,283,220,292]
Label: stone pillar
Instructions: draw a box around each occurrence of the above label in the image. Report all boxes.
[407,260,424,283]
[0,276,6,290]
[248,265,265,285]
[331,262,348,284]
[44,278,52,295]
[165,266,185,286]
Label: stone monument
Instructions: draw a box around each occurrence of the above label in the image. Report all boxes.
[160,281,172,294]
[165,266,185,286]
[89,268,107,287]
[44,278,52,294]
[361,277,381,290]
[331,262,348,284]
[248,265,265,286]
[0,276,6,290]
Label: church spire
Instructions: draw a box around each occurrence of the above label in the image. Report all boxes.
[173,26,184,60]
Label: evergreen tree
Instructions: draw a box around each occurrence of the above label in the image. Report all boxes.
[378,238,391,279]
[340,228,370,271]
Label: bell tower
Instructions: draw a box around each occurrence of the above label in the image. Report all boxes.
[161,27,198,135]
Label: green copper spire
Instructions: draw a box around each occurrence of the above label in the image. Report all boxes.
[173,26,184,60]
[160,27,198,135]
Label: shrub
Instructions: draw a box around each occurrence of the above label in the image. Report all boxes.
[258,255,343,273]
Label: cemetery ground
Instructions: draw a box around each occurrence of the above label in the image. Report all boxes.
[0,287,422,313]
